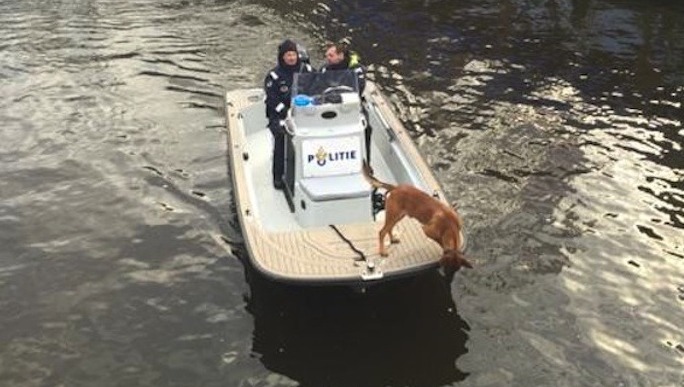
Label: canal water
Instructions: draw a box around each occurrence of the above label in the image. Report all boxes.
[1,0,682,386]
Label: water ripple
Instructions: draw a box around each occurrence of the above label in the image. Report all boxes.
[2,0,684,386]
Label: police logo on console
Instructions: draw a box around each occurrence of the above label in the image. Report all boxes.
[307,146,357,167]
[302,137,361,178]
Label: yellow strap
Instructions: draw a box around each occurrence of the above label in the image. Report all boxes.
[349,52,360,67]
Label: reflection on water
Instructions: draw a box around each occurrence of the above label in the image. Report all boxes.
[1,0,683,385]
[245,265,469,387]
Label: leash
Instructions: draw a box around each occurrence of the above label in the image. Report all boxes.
[329,224,367,261]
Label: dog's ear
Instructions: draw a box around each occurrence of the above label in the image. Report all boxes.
[440,249,473,271]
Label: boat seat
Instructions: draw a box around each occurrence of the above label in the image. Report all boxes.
[299,174,371,202]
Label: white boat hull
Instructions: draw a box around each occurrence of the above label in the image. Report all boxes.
[226,81,464,285]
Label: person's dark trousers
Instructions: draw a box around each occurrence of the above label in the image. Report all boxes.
[364,124,372,162]
[268,121,285,189]
[362,106,372,162]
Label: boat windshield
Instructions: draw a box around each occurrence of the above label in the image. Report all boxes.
[292,70,359,104]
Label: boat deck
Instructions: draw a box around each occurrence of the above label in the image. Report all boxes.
[227,82,455,285]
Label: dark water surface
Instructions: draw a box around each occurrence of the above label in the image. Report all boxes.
[1,0,683,386]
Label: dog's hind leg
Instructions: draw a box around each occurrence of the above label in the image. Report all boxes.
[378,218,400,256]
[378,224,392,256]
[378,209,404,256]
[389,228,400,244]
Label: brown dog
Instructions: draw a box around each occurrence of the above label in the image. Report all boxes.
[363,162,472,271]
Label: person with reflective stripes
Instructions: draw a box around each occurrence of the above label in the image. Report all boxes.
[320,39,371,160]
[320,40,366,95]
[264,39,314,190]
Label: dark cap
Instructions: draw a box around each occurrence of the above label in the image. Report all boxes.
[278,39,298,58]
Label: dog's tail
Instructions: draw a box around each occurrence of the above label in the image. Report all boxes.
[362,160,396,191]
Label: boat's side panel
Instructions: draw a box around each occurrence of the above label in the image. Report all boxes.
[225,89,266,274]
[364,82,448,200]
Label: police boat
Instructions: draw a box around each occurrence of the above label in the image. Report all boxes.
[226,70,465,285]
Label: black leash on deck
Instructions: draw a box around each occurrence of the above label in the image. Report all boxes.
[329,224,367,262]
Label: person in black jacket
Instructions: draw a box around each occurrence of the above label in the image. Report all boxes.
[320,40,366,95]
[264,39,314,190]
[320,40,372,160]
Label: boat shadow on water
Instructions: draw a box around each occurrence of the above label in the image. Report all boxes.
[239,251,470,387]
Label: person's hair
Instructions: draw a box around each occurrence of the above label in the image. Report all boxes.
[324,40,350,56]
